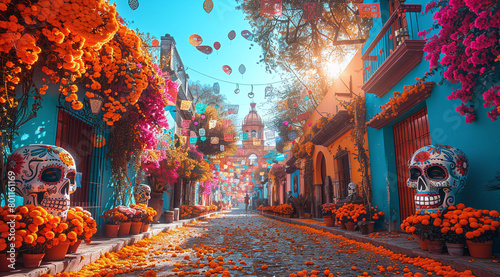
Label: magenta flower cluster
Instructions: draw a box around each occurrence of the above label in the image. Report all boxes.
[423,0,500,122]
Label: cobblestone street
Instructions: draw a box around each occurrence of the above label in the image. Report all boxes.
[107,208,473,277]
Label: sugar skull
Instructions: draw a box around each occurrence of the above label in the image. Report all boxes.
[7,145,77,218]
[134,184,151,205]
[348,182,358,196]
[407,145,468,213]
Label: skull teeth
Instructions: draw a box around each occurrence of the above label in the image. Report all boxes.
[41,199,70,210]
[414,195,441,207]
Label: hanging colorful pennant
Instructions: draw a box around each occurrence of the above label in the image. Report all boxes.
[196,103,208,114]
[303,2,323,21]
[209,120,217,129]
[180,100,192,110]
[181,120,191,128]
[181,128,189,137]
[211,137,219,144]
[220,145,225,151]
[190,137,198,143]
[357,3,381,18]
[200,136,207,141]
[253,138,261,145]
[277,100,288,110]
[224,133,233,142]
[260,0,282,17]
[237,148,245,156]
[292,111,311,123]
[223,119,231,128]
[223,164,228,169]
[199,128,206,136]
[179,136,187,145]
[265,130,275,139]
[227,105,239,114]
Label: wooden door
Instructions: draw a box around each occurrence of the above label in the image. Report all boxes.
[393,107,431,222]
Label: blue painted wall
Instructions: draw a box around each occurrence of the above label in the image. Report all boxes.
[364,0,500,227]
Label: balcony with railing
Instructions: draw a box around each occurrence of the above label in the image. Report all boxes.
[362,4,424,98]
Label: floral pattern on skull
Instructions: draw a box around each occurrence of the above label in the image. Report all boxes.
[134,184,151,205]
[7,145,77,218]
[407,144,468,213]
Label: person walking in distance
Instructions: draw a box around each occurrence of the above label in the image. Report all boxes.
[244,193,250,213]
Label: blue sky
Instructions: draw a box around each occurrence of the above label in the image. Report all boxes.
[113,0,283,139]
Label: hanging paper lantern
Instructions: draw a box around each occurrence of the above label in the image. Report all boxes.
[223,65,232,75]
[308,122,312,126]
[152,39,159,47]
[128,0,139,10]
[189,34,203,46]
[238,64,246,75]
[248,85,254,98]
[214,41,221,50]
[196,45,213,55]
[308,90,313,95]
[92,134,106,148]
[203,0,214,14]
[213,82,220,94]
[228,30,236,40]
[241,30,253,40]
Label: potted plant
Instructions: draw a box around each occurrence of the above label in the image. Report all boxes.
[129,205,146,235]
[66,207,97,254]
[100,207,127,238]
[288,194,310,219]
[461,207,500,259]
[13,205,69,267]
[141,205,157,232]
[336,203,366,231]
[359,206,384,234]
[321,203,336,227]
[401,210,445,253]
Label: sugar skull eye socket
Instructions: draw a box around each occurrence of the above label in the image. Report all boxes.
[66,171,76,184]
[40,167,62,183]
[410,168,422,180]
[427,166,446,180]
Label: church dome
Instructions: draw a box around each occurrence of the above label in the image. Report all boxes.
[243,103,263,125]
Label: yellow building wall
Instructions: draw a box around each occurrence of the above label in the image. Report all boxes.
[304,49,370,198]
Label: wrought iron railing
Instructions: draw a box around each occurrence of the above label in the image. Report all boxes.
[362,4,422,83]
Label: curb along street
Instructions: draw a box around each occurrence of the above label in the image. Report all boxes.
[253,211,500,277]
[0,212,224,277]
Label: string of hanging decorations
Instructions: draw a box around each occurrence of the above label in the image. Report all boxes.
[185,67,292,86]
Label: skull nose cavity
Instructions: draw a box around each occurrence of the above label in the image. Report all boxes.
[61,180,69,194]
[417,176,428,191]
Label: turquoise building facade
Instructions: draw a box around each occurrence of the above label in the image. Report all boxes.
[362,0,500,228]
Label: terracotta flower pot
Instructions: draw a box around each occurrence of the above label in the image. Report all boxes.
[427,240,444,254]
[0,253,17,272]
[44,240,71,261]
[323,216,334,227]
[67,239,83,254]
[345,222,356,231]
[118,221,132,236]
[165,211,174,223]
[149,192,164,223]
[446,242,465,256]
[132,218,141,222]
[23,253,45,268]
[130,221,143,235]
[339,222,346,230]
[104,224,120,238]
[466,240,493,259]
[418,238,428,251]
[368,221,375,233]
[142,224,150,232]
